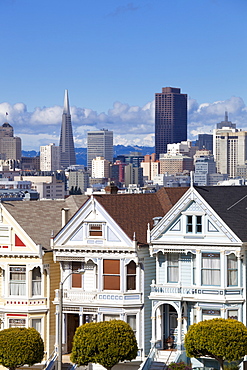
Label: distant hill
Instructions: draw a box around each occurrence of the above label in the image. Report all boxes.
[22,145,155,166]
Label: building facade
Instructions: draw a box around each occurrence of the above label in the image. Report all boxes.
[155,87,187,159]
[213,128,247,177]
[40,143,60,171]
[148,185,247,367]
[87,130,113,172]
[0,122,21,161]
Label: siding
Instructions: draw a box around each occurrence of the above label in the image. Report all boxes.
[180,253,192,286]
[158,253,166,284]
[142,247,156,356]
[44,251,60,357]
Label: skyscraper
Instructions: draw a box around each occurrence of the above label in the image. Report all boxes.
[59,90,76,169]
[155,87,187,159]
[87,129,113,171]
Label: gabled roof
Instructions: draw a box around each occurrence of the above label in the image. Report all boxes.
[195,186,247,241]
[93,187,188,244]
[2,195,88,250]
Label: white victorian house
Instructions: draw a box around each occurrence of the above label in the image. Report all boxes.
[148,184,247,367]
[52,188,187,364]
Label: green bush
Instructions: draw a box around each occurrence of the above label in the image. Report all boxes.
[71,320,138,370]
[0,327,44,370]
[185,318,247,370]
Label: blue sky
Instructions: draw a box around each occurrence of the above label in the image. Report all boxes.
[0,0,246,150]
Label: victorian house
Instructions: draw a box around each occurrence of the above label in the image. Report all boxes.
[52,188,187,364]
[0,195,87,360]
[148,185,247,367]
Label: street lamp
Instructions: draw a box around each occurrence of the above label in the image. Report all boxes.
[58,269,85,370]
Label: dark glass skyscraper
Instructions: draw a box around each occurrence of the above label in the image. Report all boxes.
[155,87,187,159]
[59,90,76,169]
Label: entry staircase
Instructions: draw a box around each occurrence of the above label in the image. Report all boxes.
[139,345,181,370]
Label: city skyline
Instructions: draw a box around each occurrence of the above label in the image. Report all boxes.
[0,0,246,151]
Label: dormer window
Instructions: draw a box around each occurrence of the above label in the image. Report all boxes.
[186,215,202,234]
[89,224,102,237]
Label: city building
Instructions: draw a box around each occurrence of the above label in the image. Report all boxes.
[155,87,187,158]
[21,156,40,171]
[14,175,67,199]
[167,141,197,158]
[159,153,194,175]
[40,143,60,171]
[124,163,144,187]
[0,122,21,161]
[68,170,90,194]
[216,111,236,129]
[196,134,213,152]
[91,157,110,179]
[193,155,216,186]
[110,160,127,185]
[59,90,76,169]
[141,154,160,181]
[87,129,113,172]
[213,127,247,177]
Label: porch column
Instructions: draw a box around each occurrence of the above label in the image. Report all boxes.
[151,307,156,344]
[176,313,182,350]
[156,306,162,345]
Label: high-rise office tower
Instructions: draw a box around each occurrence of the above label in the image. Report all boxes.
[40,143,60,171]
[59,90,76,169]
[213,127,247,178]
[155,87,187,159]
[87,129,113,171]
[0,122,21,161]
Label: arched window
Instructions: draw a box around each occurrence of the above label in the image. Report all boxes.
[127,261,136,290]
[32,267,41,296]
[227,254,238,286]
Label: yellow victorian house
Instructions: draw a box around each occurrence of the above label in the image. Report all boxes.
[0,195,87,360]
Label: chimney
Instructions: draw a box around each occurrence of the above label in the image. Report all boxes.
[153,217,162,226]
[104,182,118,194]
[61,208,70,227]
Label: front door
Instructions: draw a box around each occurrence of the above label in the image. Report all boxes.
[67,314,79,353]
[163,305,178,349]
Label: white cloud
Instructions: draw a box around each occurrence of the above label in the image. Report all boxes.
[0,95,246,151]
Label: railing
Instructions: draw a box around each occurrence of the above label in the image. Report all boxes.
[54,289,142,304]
[138,342,157,370]
[151,284,243,297]
[44,351,57,370]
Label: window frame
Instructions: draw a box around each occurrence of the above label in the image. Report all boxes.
[9,265,26,297]
[167,253,179,283]
[88,223,103,238]
[103,259,120,291]
[227,254,238,287]
[126,261,136,291]
[201,252,221,286]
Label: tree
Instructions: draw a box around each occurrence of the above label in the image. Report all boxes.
[185,318,247,370]
[0,327,44,370]
[71,320,138,370]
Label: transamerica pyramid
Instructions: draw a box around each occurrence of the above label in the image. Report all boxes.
[59,89,76,168]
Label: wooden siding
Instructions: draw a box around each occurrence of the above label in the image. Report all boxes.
[142,247,156,356]
[157,253,166,284]
[180,253,192,286]
[43,251,60,357]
